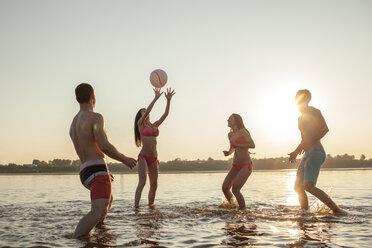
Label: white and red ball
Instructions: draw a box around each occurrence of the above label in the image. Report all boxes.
[150,69,168,88]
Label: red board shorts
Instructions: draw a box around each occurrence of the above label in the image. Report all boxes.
[79,159,112,201]
[90,174,112,201]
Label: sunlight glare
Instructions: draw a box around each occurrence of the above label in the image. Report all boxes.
[285,171,298,206]
[288,228,300,237]
[258,84,299,143]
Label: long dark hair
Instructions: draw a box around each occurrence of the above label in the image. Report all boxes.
[134,108,145,147]
[232,113,246,130]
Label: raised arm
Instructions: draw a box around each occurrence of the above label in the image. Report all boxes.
[93,114,136,168]
[138,88,163,126]
[154,88,175,127]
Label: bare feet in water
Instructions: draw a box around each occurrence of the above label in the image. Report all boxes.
[333,208,348,216]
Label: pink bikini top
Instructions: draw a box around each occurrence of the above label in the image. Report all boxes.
[235,137,246,144]
[141,125,159,137]
[230,136,255,155]
[230,136,246,148]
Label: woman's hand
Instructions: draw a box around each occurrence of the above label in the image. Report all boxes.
[154,88,163,99]
[223,151,230,156]
[165,88,176,101]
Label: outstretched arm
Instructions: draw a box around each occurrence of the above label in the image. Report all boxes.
[154,88,175,127]
[93,114,136,168]
[138,88,163,126]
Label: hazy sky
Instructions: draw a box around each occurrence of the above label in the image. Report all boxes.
[0,0,371,164]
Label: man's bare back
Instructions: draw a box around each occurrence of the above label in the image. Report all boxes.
[70,110,105,163]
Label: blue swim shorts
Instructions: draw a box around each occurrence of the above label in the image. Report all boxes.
[296,146,326,184]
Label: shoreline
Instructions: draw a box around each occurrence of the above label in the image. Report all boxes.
[1,167,371,175]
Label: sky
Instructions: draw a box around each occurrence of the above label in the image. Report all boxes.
[0,0,371,165]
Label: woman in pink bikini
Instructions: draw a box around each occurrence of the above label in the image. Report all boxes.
[222,113,255,209]
[134,88,175,208]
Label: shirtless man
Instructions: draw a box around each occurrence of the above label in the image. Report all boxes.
[288,89,342,214]
[70,83,137,238]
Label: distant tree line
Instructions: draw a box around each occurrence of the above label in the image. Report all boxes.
[0,154,371,174]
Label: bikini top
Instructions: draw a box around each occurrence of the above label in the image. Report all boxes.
[231,136,246,148]
[141,125,159,137]
[235,136,246,144]
[231,135,255,154]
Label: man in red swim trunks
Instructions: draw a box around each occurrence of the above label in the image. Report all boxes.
[70,83,137,238]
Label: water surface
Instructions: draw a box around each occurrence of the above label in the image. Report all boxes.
[0,169,371,247]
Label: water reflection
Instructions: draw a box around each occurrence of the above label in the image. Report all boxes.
[81,223,117,248]
[0,172,369,247]
[285,171,298,206]
[288,221,334,247]
[133,206,164,247]
[222,222,261,246]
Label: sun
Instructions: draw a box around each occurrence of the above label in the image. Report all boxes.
[257,85,300,142]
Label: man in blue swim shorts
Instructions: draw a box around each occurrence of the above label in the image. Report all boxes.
[288,89,343,214]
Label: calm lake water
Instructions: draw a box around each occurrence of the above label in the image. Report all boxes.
[0,169,371,247]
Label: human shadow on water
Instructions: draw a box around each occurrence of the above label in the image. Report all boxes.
[80,222,118,248]
[221,221,263,247]
[287,219,334,248]
[124,206,165,247]
[219,208,265,247]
